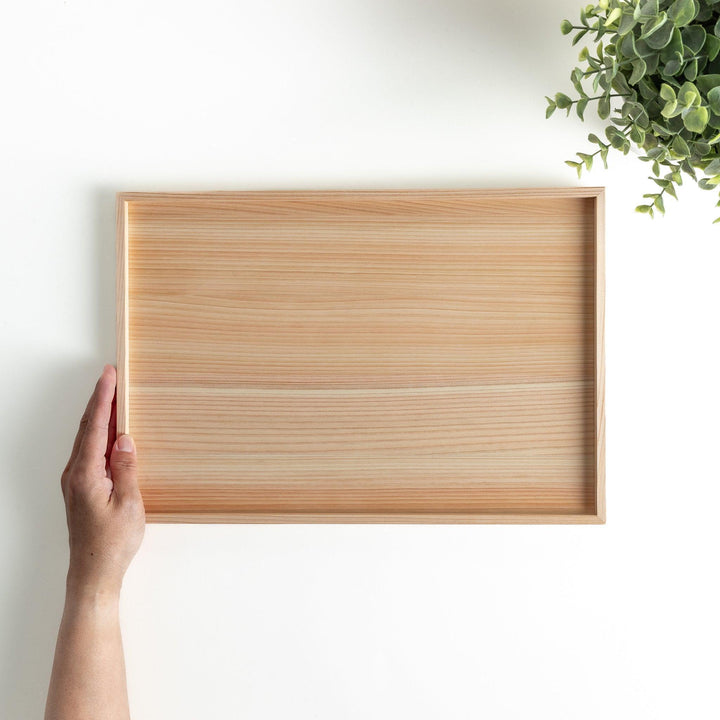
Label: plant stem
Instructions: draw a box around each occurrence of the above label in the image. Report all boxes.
[583,60,632,77]
[567,93,628,107]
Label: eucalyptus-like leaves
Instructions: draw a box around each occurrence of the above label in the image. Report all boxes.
[547,0,720,222]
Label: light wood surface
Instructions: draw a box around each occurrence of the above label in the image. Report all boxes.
[116,188,605,523]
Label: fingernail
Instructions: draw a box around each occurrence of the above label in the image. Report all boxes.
[117,434,135,452]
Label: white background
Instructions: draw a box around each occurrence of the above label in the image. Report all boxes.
[2,1,720,718]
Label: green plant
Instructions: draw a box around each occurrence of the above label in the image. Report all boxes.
[547,0,720,220]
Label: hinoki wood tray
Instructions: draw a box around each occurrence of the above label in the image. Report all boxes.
[116,188,605,523]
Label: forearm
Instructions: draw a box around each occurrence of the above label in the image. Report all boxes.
[45,578,130,720]
[47,366,144,718]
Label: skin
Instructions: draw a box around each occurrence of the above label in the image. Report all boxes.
[45,365,145,720]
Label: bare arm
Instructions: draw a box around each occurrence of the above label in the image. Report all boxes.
[45,365,145,720]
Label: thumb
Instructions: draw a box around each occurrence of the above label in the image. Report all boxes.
[110,434,139,500]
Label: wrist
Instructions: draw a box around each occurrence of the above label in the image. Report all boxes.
[65,569,123,606]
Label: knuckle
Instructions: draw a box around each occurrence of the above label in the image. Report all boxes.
[113,453,137,470]
[88,418,109,434]
[114,460,137,475]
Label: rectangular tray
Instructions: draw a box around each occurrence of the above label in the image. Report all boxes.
[117,188,605,523]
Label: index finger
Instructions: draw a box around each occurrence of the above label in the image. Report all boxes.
[76,365,117,472]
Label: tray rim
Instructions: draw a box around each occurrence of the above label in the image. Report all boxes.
[116,186,605,525]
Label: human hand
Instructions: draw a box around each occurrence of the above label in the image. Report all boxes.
[61,365,145,597]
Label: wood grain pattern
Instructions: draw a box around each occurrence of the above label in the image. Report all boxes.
[117,188,605,523]
[116,198,129,434]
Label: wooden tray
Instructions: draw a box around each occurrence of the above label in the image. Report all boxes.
[116,188,605,523]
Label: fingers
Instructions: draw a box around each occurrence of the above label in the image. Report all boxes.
[105,392,118,472]
[64,365,115,479]
[109,434,141,502]
[75,365,117,473]
[65,377,101,473]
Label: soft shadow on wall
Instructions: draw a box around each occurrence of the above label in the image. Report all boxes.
[0,190,117,719]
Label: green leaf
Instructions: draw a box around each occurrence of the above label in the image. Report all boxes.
[617,11,638,36]
[576,97,589,120]
[608,131,627,149]
[561,19,573,35]
[635,203,653,213]
[620,32,637,58]
[682,25,706,54]
[654,194,666,213]
[652,178,671,188]
[713,216,720,223]
[635,37,655,57]
[679,81,701,107]
[663,51,684,75]
[647,146,668,159]
[630,58,647,84]
[667,0,697,27]
[572,29,589,46]
[630,125,646,144]
[578,152,594,170]
[640,12,668,41]
[645,15,675,49]
[600,145,609,168]
[660,27,684,62]
[612,72,631,95]
[554,92,572,109]
[705,34,720,62]
[683,105,709,132]
[665,182,678,199]
[705,157,720,174]
[696,75,720,94]
[605,7,622,26]
[660,83,677,102]
[578,46,590,61]
[598,94,611,119]
[681,159,697,179]
[714,15,720,38]
[588,133,603,145]
[635,0,659,21]
[565,160,583,178]
[661,97,679,117]
[571,67,586,95]
[708,87,720,115]
[672,134,691,156]
[545,97,557,118]
[684,58,698,81]
[637,77,657,100]
[645,52,660,75]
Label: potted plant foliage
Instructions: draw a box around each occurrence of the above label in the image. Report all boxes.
[547,0,720,220]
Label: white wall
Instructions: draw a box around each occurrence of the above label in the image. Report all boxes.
[2,1,719,717]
